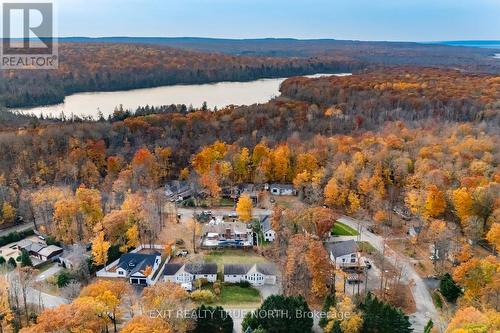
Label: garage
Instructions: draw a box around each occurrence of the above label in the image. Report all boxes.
[130,278,138,284]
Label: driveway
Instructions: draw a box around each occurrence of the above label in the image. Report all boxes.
[338,216,441,332]
[35,263,62,282]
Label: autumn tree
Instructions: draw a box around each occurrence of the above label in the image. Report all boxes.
[452,187,473,225]
[325,295,363,333]
[306,241,333,299]
[423,185,446,219]
[236,194,253,222]
[141,282,193,333]
[486,223,500,254]
[0,276,13,333]
[79,279,133,333]
[131,147,159,189]
[453,256,499,309]
[91,230,110,268]
[121,315,173,333]
[1,202,15,225]
[445,306,500,333]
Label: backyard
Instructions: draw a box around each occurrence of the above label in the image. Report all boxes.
[331,221,359,236]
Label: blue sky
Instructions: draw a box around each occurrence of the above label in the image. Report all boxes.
[57,0,500,41]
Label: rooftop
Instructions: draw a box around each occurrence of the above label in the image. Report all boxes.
[326,240,358,257]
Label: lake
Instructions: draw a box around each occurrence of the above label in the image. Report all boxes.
[14,73,351,119]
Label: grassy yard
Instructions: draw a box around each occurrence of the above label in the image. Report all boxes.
[219,285,261,305]
[203,249,269,271]
[331,222,359,236]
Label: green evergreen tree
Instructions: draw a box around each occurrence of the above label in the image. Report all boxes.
[330,321,343,333]
[423,319,433,333]
[320,294,336,328]
[439,273,462,303]
[359,293,412,333]
[20,249,33,267]
[242,295,313,333]
[0,256,5,265]
[192,305,233,333]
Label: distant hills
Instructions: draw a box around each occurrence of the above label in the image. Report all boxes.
[58,37,500,57]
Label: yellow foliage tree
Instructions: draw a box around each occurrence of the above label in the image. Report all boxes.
[121,315,172,333]
[325,296,363,333]
[123,224,140,252]
[486,223,500,253]
[445,306,500,333]
[347,191,361,214]
[452,187,473,225]
[0,276,13,333]
[1,202,16,225]
[424,185,446,218]
[236,194,253,222]
[91,231,110,268]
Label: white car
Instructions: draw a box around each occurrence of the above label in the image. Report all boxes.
[181,282,193,292]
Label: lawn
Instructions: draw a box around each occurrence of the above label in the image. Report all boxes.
[331,222,359,236]
[204,249,269,271]
[219,285,261,305]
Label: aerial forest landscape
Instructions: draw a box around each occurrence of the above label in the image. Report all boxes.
[0,1,499,333]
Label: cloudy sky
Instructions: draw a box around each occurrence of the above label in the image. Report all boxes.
[56,0,500,41]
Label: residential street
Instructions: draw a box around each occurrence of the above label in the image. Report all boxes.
[0,222,35,237]
[338,216,441,332]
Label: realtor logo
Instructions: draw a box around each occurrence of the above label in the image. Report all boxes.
[1,1,58,69]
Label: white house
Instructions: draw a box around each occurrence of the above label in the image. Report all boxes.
[326,240,360,269]
[269,184,296,196]
[115,252,162,285]
[163,263,218,284]
[260,216,275,242]
[223,264,276,286]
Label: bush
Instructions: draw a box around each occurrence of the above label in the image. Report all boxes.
[0,256,5,265]
[56,271,73,288]
[213,281,222,296]
[194,278,209,289]
[191,290,217,304]
[432,291,442,309]
[236,280,251,288]
[7,257,17,268]
[45,236,61,247]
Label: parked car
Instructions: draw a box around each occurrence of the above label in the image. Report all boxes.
[176,249,189,257]
[364,259,372,269]
[202,210,212,216]
[181,282,193,292]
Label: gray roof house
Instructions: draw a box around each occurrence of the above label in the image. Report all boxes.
[164,262,218,283]
[269,184,296,196]
[260,215,276,242]
[326,240,360,268]
[223,263,276,286]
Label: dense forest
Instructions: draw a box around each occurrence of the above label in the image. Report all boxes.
[0,43,359,108]
[1,39,499,109]
[0,66,498,332]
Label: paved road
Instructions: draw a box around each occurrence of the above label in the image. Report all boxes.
[338,216,441,332]
[0,222,35,237]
